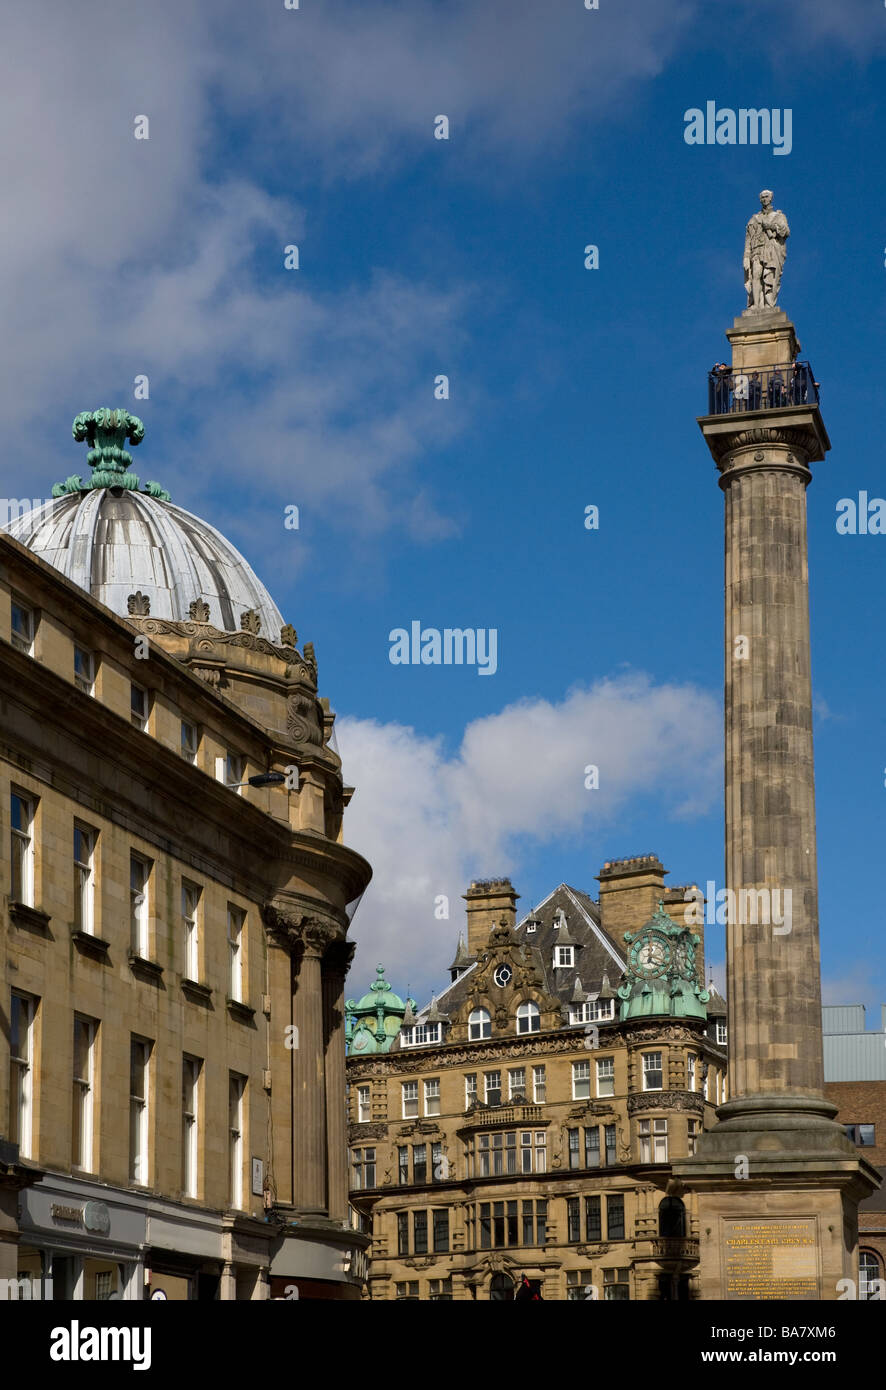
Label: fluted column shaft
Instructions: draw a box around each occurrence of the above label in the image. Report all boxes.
[722,450,824,1098]
[323,960,349,1221]
[293,937,328,1212]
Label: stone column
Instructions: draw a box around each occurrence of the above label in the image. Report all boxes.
[220,1261,237,1301]
[710,311,835,1115]
[323,938,355,1223]
[293,925,329,1214]
[723,435,823,1095]
[672,306,880,1299]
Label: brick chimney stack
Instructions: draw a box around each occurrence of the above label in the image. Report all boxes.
[596,855,666,942]
[463,878,519,958]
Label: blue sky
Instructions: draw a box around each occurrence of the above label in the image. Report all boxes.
[2,0,885,1011]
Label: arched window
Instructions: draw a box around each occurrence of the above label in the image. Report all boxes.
[468,1008,491,1040]
[516,1000,540,1035]
[489,1272,514,1301]
[658,1196,686,1238]
[860,1250,882,1299]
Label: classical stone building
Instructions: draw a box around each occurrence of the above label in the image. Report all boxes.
[0,409,371,1299]
[346,858,727,1300]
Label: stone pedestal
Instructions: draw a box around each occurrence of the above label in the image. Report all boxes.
[677,1093,878,1298]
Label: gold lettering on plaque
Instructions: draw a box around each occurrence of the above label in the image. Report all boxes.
[723,1218,820,1300]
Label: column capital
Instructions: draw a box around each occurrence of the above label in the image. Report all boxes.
[261,899,345,957]
[324,936,357,977]
[700,416,827,475]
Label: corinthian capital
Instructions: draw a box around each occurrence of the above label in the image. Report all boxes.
[324,936,357,978]
[261,901,343,957]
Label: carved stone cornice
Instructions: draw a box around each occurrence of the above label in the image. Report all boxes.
[396,1120,444,1140]
[627,1090,705,1116]
[566,1102,618,1121]
[348,1122,389,1142]
[347,1032,615,1077]
[462,1253,519,1280]
[625,1023,700,1047]
[124,616,316,685]
[703,419,824,472]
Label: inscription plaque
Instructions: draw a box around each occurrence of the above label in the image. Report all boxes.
[723,1217,820,1300]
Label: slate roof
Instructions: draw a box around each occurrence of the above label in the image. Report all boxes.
[705,981,727,1018]
[411,882,627,1025]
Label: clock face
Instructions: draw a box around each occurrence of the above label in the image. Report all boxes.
[352,1032,368,1051]
[493,964,512,988]
[631,932,671,977]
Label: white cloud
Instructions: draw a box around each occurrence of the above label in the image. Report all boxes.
[338,673,720,997]
[214,0,698,177]
[2,0,877,544]
[0,7,473,542]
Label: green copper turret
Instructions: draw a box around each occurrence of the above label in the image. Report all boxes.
[618,903,710,1021]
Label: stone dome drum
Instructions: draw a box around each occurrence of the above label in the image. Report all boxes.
[6,409,284,636]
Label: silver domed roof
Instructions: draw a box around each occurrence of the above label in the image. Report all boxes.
[7,489,285,636]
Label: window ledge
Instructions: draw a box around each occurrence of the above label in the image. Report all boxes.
[72,930,110,960]
[226,997,256,1024]
[182,978,213,1005]
[8,902,51,935]
[129,953,164,982]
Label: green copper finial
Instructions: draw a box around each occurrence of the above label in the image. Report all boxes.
[52,409,170,501]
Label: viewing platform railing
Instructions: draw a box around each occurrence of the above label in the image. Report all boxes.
[707,361,819,416]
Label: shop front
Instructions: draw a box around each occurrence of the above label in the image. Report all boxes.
[17,1173,146,1299]
[268,1222,369,1300]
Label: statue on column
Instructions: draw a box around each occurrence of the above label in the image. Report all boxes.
[743,189,789,310]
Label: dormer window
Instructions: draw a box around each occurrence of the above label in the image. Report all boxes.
[554,945,574,969]
[516,1001,540,1035]
[569,998,615,1026]
[402,1022,441,1047]
[469,1008,491,1041]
